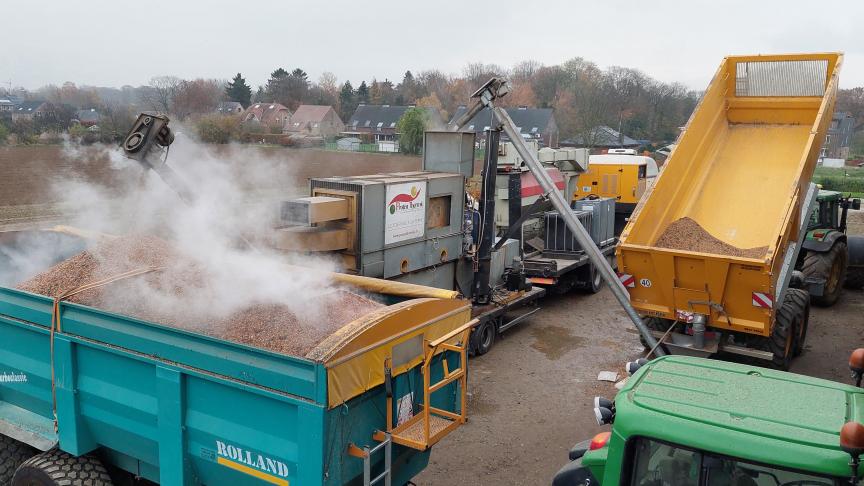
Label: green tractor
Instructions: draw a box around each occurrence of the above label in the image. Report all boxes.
[552,351,864,486]
[795,190,863,306]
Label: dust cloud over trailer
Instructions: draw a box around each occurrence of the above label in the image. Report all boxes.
[617,53,843,369]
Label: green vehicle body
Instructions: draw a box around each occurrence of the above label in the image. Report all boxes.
[563,356,864,485]
[805,190,847,244]
[796,190,863,303]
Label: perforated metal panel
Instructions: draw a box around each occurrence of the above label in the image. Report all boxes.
[735,59,827,97]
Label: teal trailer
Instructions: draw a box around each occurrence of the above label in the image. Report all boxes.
[0,283,473,485]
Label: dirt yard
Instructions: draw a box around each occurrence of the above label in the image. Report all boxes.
[417,211,864,485]
[415,282,864,485]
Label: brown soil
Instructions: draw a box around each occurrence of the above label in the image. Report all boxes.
[16,235,382,357]
[655,217,767,258]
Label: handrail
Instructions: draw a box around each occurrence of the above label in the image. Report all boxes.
[387,319,473,450]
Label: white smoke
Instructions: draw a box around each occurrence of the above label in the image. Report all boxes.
[45,132,342,325]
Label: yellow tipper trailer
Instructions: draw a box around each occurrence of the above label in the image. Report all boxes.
[617,53,842,368]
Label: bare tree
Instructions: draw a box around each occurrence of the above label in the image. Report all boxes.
[172,79,222,120]
[511,60,543,84]
[141,76,183,114]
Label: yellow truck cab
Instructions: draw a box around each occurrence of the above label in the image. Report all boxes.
[573,149,659,233]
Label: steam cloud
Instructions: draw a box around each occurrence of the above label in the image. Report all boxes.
[10,131,344,326]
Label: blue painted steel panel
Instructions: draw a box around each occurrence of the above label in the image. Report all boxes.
[0,287,462,485]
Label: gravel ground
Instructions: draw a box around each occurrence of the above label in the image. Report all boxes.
[416,284,864,485]
[417,214,864,485]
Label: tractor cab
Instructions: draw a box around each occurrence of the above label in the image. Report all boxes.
[807,190,860,233]
[553,353,864,486]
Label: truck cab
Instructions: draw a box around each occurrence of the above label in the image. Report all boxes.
[554,355,864,485]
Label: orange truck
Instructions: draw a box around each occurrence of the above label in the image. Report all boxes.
[617,53,842,369]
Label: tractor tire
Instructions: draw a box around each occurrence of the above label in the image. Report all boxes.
[1,435,36,484]
[786,289,810,357]
[11,449,112,486]
[769,289,808,370]
[845,267,864,290]
[801,241,848,307]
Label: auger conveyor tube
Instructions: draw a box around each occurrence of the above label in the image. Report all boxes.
[448,81,662,354]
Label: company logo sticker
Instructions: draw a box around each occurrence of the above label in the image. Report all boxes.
[0,372,27,383]
[385,181,427,245]
[388,186,422,214]
[215,440,290,486]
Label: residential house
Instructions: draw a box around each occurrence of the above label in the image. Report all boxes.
[821,111,855,159]
[216,101,244,115]
[0,96,18,118]
[562,125,640,149]
[345,104,445,142]
[74,109,101,127]
[242,102,292,130]
[448,106,559,147]
[284,105,344,138]
[11,101,56,123]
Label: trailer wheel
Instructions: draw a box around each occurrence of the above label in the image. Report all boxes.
[786,289,810,357]
[11,449,113,486]
[588,264,602,293]
[1,435,36,484]
[801,241,847,307]
[769,290,807,370]
[577,264,602,294]
[472,319,496,356]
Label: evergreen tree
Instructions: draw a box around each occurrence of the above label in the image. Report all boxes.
[339,81,355,120]
[397,70,416,104]
[253,86,267,103]
[265,68,290,104]
[356,81,369,104]
[291,68,308,82]
[225,73,252,107]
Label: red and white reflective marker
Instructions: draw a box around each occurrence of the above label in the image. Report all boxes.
[752,292,773,309]
[618,273,635,288]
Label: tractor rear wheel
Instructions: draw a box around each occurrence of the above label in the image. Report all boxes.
[1,435,36,484]
[845,236,864,290]
[11,449,112,486]
[846,267,864,290]
[769,289,808,370]
[801,241,848,307]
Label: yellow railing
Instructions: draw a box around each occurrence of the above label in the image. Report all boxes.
[386,319,476,450]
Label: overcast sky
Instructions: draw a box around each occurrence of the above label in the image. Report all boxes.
[2,0,863,92]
